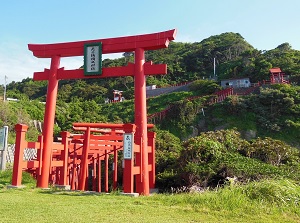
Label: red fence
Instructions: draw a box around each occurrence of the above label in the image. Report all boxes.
[147,88,234,123]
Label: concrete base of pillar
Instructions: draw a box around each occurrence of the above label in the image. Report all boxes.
[120,192,139,197]
[7,185,26,189]
[150,188,159,194]
[54,185,71,190]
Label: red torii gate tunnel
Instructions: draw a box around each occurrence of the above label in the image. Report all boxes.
[11,29,176,195]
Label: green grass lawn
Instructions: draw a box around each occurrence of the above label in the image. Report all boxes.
[0,186,299,223]
[0,170,299,223]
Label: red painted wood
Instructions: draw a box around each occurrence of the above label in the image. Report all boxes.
[105,150,109,193]
[60,131,70,186]
[25,29,176,194]
[113,146,118,190]
[73,122,154,129]
[78,127,91,190]
[123,124,136,193]
[36,135,43,187]
[134,47,149,195]
[12,121,158,194]
[148,132,156,189]
[92,157,97,191]
[28,29,176,58]
[39,55,60,189]
[33,63,167,81]
[97,154,101,192]
[12,124,28,186]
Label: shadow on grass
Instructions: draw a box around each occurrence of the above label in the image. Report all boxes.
[37,189,121,197]
[1,169,120,196]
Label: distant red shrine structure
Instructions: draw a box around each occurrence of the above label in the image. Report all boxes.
[12,29,177,195]
[269,67,289,84]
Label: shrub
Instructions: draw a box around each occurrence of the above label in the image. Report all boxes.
[155,130,183,173]
[155,130,183,191]
[188,79,221,96]
[160,96,207,139]
[156,170,183,192]
[179,129,249,187]
[244,137,300,166]
[222,95,248,115]
[176,129,299,189]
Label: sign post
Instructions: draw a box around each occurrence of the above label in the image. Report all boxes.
[0,126,8,171]
[123,133,133,160]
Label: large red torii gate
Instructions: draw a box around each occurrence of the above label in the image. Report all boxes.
[28,29,176,195]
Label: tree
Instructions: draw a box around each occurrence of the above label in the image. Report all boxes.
[188,79,221,95]
[276,42,292,51]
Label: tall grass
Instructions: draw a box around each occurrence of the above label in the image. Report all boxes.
[241,179,300,205]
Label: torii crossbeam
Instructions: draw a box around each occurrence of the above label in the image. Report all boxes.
[28,29,176,195]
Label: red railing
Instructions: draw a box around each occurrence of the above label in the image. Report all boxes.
[147,88,234,123]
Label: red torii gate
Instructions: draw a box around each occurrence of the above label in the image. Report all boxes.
[27,29,176,195]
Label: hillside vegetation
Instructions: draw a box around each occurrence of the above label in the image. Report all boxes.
[4,32,300,103]
[1,32,300,192]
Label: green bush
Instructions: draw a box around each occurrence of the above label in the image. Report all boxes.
[156,170,183,192]
[155,130,183,172]
[175,129,300,189]
[246,87,297,132]
[179,129,248,187]
[244,137,300,166]
[155,130,183,191]
[222,94,248,115]
[159,96,207,139]
[188,79,221,96]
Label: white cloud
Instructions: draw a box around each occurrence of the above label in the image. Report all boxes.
[103,53,123,60]
[0,42,50,85]
[0,42,123,85]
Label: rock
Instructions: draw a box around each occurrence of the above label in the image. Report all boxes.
[189,185,205,193]
[243,130,257,140]
[214,124,229,131]
[197,119,207,131]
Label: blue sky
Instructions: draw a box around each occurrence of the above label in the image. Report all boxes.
[1,0,300,85]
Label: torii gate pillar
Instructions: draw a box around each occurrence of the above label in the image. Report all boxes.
[38,55,60,188]
[134,48,149,195]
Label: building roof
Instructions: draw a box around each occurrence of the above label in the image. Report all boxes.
[269,67,282,73]
[221,77,250,82]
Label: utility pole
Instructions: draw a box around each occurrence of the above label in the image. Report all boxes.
[3,76,7,102]
[213,57,216,78]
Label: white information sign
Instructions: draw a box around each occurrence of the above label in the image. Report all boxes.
[123,133,133,160]
[0,127,6,151]
[0,126,8,170]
